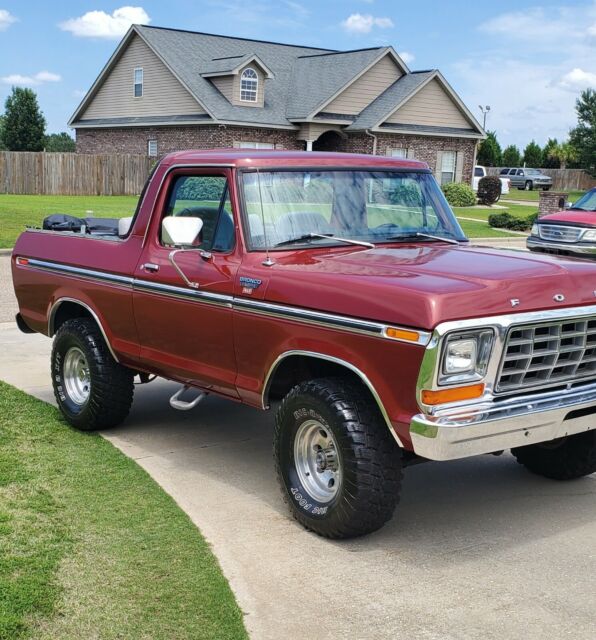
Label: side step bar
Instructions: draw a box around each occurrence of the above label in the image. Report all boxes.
[169,385,207,411]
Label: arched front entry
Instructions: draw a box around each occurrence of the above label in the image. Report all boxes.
[312,130,347,152]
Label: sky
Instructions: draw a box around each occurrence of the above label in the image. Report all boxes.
[0,1,595,149]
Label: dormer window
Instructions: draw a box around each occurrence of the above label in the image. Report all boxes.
[240,68,258,102]
[133,68,143,97]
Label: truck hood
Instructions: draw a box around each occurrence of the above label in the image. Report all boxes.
[265,243,596,330]
[539,210,596,227]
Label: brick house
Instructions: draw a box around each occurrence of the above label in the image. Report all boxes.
[70,25,486,185]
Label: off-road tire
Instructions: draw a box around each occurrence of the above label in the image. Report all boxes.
[274,377,403,538]
[512,431,596,480]
[51,318,134,431]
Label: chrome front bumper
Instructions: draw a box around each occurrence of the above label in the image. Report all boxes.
[527,236,596,256]
[410,381,596,461]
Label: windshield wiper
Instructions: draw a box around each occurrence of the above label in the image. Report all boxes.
[385,232,460,245]
[275,233,374,249]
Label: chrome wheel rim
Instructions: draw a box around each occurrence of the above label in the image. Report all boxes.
[63,347,91,406]
[294,420,341,503]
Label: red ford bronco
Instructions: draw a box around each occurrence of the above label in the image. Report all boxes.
[12,150,596,538]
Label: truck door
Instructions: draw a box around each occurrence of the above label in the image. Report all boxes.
[132,168,241,397]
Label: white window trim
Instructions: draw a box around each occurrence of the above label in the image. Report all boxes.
[133,67,143,98]
[147,139,158,157]
[240,67,258,103]
[388,148,407,158]
[440,150,456,185]
[236,141,275,149]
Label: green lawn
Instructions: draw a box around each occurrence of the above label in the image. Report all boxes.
[0,381,247,640]
[0,193,539,248]
[0,195,139,248]
[454,202,538,222]
[501,189,585,202]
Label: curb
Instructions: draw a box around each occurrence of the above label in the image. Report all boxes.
[0,248,13,256]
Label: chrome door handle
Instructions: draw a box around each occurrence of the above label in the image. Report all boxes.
[141,263,159,273]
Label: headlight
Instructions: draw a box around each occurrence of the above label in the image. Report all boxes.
[439,330,494,385]
[582,229,596,241]
[531,223,539,236]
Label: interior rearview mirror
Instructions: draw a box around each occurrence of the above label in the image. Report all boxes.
[162,216,203,247]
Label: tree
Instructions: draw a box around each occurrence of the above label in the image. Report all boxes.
[0,87,46,151]
[542,138,560,168]
[569,88,596,177]
[0,115,5,150]
[523,140,542,167]
[44,132,76,152]
[476,130,502,167]
[547,141,578,170]
[502,144,521,167]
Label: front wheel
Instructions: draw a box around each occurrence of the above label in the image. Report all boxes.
[274,377,403,538]
[525,180,533,191]
[512,431,596,480]
[51,318,134,430]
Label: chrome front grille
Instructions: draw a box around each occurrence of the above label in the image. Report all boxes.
[497,317,596,393]
[538,224,582,243]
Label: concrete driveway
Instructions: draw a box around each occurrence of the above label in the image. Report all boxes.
[1,316,594,640]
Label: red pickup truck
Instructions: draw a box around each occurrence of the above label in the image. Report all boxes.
[12,150,596,538]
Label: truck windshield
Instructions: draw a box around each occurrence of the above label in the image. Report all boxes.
[241,170,466,250]
[570,189,596,212]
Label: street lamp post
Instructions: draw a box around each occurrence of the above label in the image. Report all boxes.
[478,105,490,129]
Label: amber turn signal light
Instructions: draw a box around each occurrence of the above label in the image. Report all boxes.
[385,327,420,342]
[421,383,485,406]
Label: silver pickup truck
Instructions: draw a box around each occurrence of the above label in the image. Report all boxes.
[500,167,553,191]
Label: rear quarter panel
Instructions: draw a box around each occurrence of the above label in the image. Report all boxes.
[12,231,143,365]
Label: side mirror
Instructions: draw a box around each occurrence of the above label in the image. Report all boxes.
[162,216,203,247]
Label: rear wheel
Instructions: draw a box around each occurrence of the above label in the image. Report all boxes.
[51,318,134,431]
[274,377,403,538]
[512,431,596,480]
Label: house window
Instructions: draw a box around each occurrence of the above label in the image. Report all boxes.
[441,150,456,184]
[237,142,274,149]
[134,68,143,97]
[240,68,258,102]
[147,140,158,157]
[390,148,407,158]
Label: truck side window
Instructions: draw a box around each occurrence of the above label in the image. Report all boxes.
[162,175,234,252]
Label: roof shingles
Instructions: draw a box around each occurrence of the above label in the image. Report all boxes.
[71,25,483,138]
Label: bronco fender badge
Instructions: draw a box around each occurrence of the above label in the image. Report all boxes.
[553,293,565,302]
[239,276,263,295]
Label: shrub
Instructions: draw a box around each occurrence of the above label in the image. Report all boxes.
[488,212,532,231]
[441,182,476,207]
[477,176,502,205]
[388,183,422,207]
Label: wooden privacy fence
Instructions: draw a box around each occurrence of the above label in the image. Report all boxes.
[0,152,154,196]
[486,167,596,191]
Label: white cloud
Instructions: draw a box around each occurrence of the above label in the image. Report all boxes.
[0,8,17,31]
[34,71,61,82]
[559,67,596,90]
[1,71,62,86]
[479,3,596,51]
[449,4,596,147]
[341,13,394,34]
[452,56,581,147]
[399,51,415,64]
[59,6,150,39]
